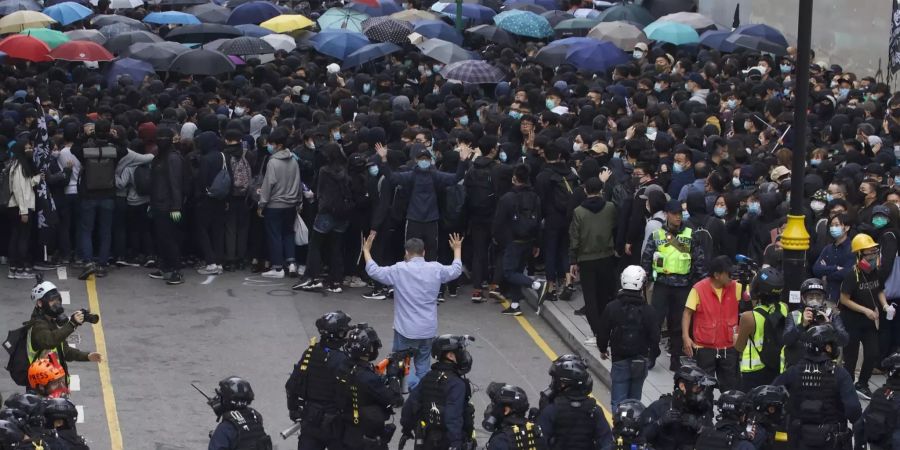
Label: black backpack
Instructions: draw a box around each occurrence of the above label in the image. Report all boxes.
[465,168,495,216]
[753,305,786,371]
[330,172,355,219]
[549,171,578,214]
[4,325,31,386]
[441,180,466,229]
[81,145,117,192]
[510,191,540,240]
[693,220,716,260]
[863,387,898,444]
[612,302,646,357]
[133,164,152,197]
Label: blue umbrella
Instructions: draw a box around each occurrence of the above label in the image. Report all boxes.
[348,0,402,18]
[106,57,154,86]
[42,2,92,26]
[234,24,272,37]
[565,40,627,72]
[310,29,370,59]
[732,23,788,48]
[341,42,400,69]
[0,0,39,14]
[504,0,557,11]
[493,10,553,38]
[227,1,282,26]
[644,20,699,45]
[699,29,735,52]
[144,12,201,25]
[545,36,595,48]
[434,3,496,24]
[413,19,462,46]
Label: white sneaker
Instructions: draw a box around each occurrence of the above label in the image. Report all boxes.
[295,265,306,276]
[198,264,222,275]
[262,268,285,279]
[287,263,298,277]
[583,336,597,346]
[344,276,367,288]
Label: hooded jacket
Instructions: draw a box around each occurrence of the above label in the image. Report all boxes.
[150,146,184,213]
[568,196,616,262]
[535,162,578,229]
[259,149,301,209]
[382,159,468,223]
[115,149,154,206]
[193,130,226,198]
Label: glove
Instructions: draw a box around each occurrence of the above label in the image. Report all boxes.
[660,408,682,426]
[289,409,302,422]
[681,413,703,431]
[170,211,182,222]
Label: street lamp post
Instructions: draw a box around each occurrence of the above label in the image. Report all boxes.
[455,0,463,31]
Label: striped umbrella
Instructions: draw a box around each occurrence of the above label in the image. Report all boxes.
[440,60,505,83]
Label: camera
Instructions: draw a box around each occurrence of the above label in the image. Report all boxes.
[79,309,100,324]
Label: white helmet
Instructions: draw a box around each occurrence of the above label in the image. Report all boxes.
[31,281,58,303]
[620,266,646,291]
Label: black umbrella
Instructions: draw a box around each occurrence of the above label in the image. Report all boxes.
[465,24,515,45]
[506,3,547,13]
[165,23,243,44]
[540,10,575,27]
[159,0,208,7]
[126,41,189,70]
[725,33,787,56]
[91,14,145,28]
[105,30,163,54]
[218,36,275,55]
[168,48,236,75]
[640,0,697,18]
[361,16,413,44]
[187,3,232,24]
[532,44,568,67]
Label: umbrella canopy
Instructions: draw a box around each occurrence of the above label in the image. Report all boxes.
[168,48,235,75]
[642,0,697,18]
[93,0,141,7]
[126,41,188,69]
[144,11,201,25]
[0,11,55,34]
[158,0,207,7]
[319,8,368,32]
[554,17,600,36]
[725,32,787,55]
[493,10,553,38]
[227,1,282,25]
[260,14,314,32]
[310,29,369,59]
[540,10,574,27]
[92,14,145,28]
[565,40,627,71]
[416,37,476,64]
[732,23,788,47]
[699,29,735,52]
[412,19,462,45]
[0,34,50,61]
[587,20,647,51]
[0,0,40,14]
[644,20,698,45]
[533,43,568,67]
[187,3,231,24]
[99,23,146,38]
[434,3,495,24]
[656,11,717,31]
[390,9,438,22]
[341,41,400,69]
[506,3,546,14]
[51,40,114,61]
[440,59,505,83]
[361,16,412,44]
[597,4,653,27]
[465,24,515,45]
[19,28,69,48]
[572,8,600,18]
[165,23,243,43]
[105,30,162,54]
[106,57,154,86]
[504,0,558,11]
[41,2,91,26]
[65,29,107,44]
[260,32,296,51]
[219,36,275,55]
[234,24,272,37]
[348,0,401,18]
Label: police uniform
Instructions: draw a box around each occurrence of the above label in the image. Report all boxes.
[42,429,90,450]
[853,380,900,449]
[400,360,475,450]
[209,407,272,450]
[642,394,712,450]
[336,358,404,450]
[285,337,349,450]
[535,393,612,450]
[487,417,547,450]
[694,420,764,450]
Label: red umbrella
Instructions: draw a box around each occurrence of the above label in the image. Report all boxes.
[50,40,114,61]
[0,34,51,62]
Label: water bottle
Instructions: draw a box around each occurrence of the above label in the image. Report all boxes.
[887,303,896,321]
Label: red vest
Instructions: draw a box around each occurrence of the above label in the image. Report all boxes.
[691,278,739,349]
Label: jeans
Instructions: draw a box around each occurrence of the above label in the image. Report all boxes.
[195,197,226,265]
[392,330,433,390]
[542,225,569,284]
[651,283,691,371]
[579,257,617,337]
[78,197,114,264]
[502,241,536,302]
[610,358,648,410]
[56,193,77,261]
[263,206,296,268]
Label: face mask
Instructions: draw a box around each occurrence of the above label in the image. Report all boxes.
[830,81,839,88]
[894,176,900,186]
[572,142,582,153]
[714,206,727,217]
[266,144,275,154]
[810,159,821,166]
[147,103,157,112]
[42,300,64,318]
[874,216,889,229]
[744,121,753,130]
[306,141,316,150]
[646,126,657,136]
[653,82,662,93]
[301,94,310,103]
[727,99,738,110]
[810,200,826,212]
[826,193,834,203]
[732,177,741,187]
[417,159,431,170]
[363,83,371,94]
[829,226,844,238]
[368,165,379,177]
[783,88,791,97]
[780,64,792,73]
[51,150,60,158]
[459,116,469,126]
[333,131,341,141]
[860,255,878,272]
[673,162,684,173]
[655,64,666,72]
[418,65,427,74]
[545,99,556,110]
[747,202,761,215]
[499,151,507,162]
[335,107,342,117]
[838,88,850,98]
[509,111,522,120]
[632,50,644,60]
[233,106,245,117]
[612,152,621,160]
[432,64,442,73]
[682,210,690,221]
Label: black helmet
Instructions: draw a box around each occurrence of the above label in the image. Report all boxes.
[803,324,840,359]
[42,398,77,430]
[882,351,900,378]
[216,376,254,411]
[800,278,826,307]
[674,359,716,410]
[750,267,784,301]
[547,354,586,376]
[716,390,747,420]
[549,357,592,394]
[612,399,645,440]
[748,385,788,425]
[431,334,475,375]
[487,383,529,416]
[0,410,25,433]
[2,394,41,418]
[315,311,352,341]
[0,420,24,448]
[344,324,382,361]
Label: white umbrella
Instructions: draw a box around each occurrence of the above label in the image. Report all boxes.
[89,0,143,9]
[260,33,295,52]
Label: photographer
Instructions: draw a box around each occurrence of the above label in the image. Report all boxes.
[783,278,849,368]
[25,281,102,379]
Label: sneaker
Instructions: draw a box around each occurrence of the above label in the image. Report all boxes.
[558,284,577,301]
[325,283,343,293]
[488,290,508,303]
[115,258,140,268]
[148,270,165,280]
[33,261,58,271]
[532,280,548,303]
[448,286,458,297]
[574,307,586,316]
[344,276,367,288]
[362,288,387,300]
[295,265,306,276]
[0,256,7,265]
[502,305,522,316]
[471,290,485,303]
[583,336,597,346]
[385,288,394,299]
[262,268,285,279]
[16,268,35,279]
[287,263,298,278]
[95,265,109,278]
[165,272,184,285]
[437,291,445,303]
[855,382,872,400]
[7,269,15,279]
[300,280,324,290]
[78,263,97,281]
[198,264,223,275]
[143,258,157,269]
[291,277,315,290]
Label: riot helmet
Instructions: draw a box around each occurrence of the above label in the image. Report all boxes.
[673,359,717,411]
[431,334,475,375]
[612,399,646,442]
[715,390,747,421]
[549,355,592,395]
[881,350,900,379]
[0,420,24,449]
[315,311,352,341]
[2,394,43,432]
[42,398,77,430]
[214,376,254,414]
[344,324,382,361]
[803,324,840,360]
[747,385,788,426]
[750,267,784,303]
[482,382,529,432]
[800,278,827,309]
[0,410,26,434]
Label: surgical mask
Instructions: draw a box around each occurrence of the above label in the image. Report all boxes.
[612,152,621,160]
[829,226,844,238]
[368,165,379,176]
[233,106,245,117]
[418,65,427,74]
[459,116,469,126]
[744,121,753,130]
[838,88,850,98]
[673,162,684,173]
[632,50,644,60]
[783,88,791,97]
[830,81,839,88]
[572,142,582,152]
[726,99,738,110]
[363,83,371,94]
[51,150,60,158]
[301,94,310,103]
[147,103,157,112]
[826,193,834,202]
[653,82,662,93]
[714,206,727,217]
[747,202,761,215]
[545,99,555,110]
[894,175,900,186]
[432,64,442,73]
[499,151,507,162]
[780,64,792,73]
[732,177,741,187]
[810,159,821,167]
[306,141,315,150]
[417,159,431,170]
[810,200,826,212]
[335,106,342,117]
[333,131,341,141]
[266,144,275,154]
[509,111,522,120]
[646,127,657,140]
[874,216,889,229]
[682,210,690,221]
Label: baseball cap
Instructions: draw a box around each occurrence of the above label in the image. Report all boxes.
[770,165,791,182]
[664,199,683,213]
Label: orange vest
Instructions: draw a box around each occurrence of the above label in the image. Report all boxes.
[691,278,739,349]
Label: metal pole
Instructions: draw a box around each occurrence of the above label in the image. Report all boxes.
[781,0,813,311]
[455,0,463,31]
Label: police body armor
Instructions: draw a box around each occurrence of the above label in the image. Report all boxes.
[547,394,599,450]
[222,408,272,450]
[338,362,394,450]
[862,385,900,446]
[414,369,474,450]
[43,429,91,450]
[790,362,847,449]
[489,422,545,450]
[287,340,343,428]
[694,421,740,450]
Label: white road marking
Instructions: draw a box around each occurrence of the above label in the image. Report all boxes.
[61,290,70,305]
[57,266,67,280]
[75,405,84,423]
[70,374,80,392]
[201,275,216,285]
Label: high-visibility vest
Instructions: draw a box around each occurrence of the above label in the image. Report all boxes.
[741,302,788,373]
[652,227,693,275]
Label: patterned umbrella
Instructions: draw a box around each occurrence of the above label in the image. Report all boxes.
[504,0,558,11]
[227,1,282,26]
[19,28,69,48]
[644,20,699,45]
[493,10,553,39]
[390,9,438,22]
[259,14,314,33]
[440,60,505,83]
[42,2,92,26]
[105,30,163,54]
[168,48,235,75]
[341,41,400,69]
[0,11,55,34]
[597,4,654,27]
[0,0,40,15]
[318,8,369,32]
[540,10,574,27]
[465,24,515,45]
[416,38,476,64]
[144,11,202,25]
[218,36,275,55]
[587,20,647,51]
[565,40,627,71]
[310,29,369,59]
[361,16,412,44]
[165,23,243,43]
[187,3,231,24]
[234,24,272,37]
[348,0,401,18]
[699,29,736,52]
[413,19,462,46]
[51,41,114,61]
[656,12,718,31]
[0,34,50,61]
[126,41,189,69]
[260,33,296,52]
[65,29,107,44]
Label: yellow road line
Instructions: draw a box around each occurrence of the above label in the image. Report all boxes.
[86,277,124,450]
[502,300,614,424]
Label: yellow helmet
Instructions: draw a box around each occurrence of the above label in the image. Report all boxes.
[851,233,879,253]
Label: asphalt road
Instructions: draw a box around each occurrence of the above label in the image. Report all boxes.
[0,265,609,450]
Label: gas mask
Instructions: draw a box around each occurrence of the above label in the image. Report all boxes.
[455,349,473,375]
[481,401,504,432]
[859,254,879,273]
[41,299,64,318]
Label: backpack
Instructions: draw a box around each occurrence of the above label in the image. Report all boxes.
[753,305,786,371]
[863,387,898,444]
[692,222,716,260]
[390,184,411,222]
[465,169,494,217]
[441,180,466,229]
[510,191,540,241]
[82,145,117,192]
[549,171,578,214]
[612,301,646,357]
[133,164,152,197]
[0,162,12,207]
[207,153,232,199]
[4,325,31,386]
[329,172,354,219]
[231,149,252,197]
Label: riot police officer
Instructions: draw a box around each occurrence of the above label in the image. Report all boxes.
[285,311,352,450]
[0,420,26,449]
[482,383,546,450]
[537,354,588,410]
[746,385,790,450]
[400,334,476,450]
[3,393,47,446]
[854,350,900,449]
[694,390,758,450]
[782,279,849,368]
[773,325,860,449]
[41,398,89,450]
[208,376,273,450]
[611,399,647,450]
[643,360,716,450]
[337,324,404,450]
[536,355,613,450]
